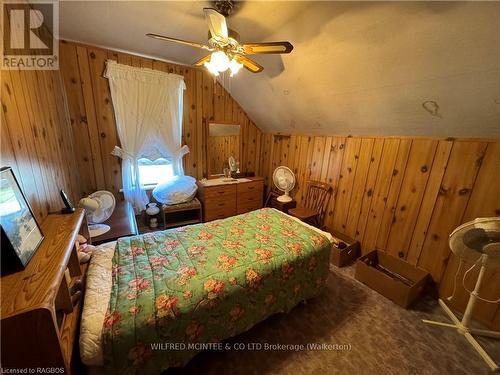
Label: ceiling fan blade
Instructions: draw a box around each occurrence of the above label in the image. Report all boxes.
[242,42,294,55]
[146,33,211,50]
[203,8,228,41]
[192,54,211,67]
[235,55,264,73]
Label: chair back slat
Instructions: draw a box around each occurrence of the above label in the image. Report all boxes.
[303,180,333,226]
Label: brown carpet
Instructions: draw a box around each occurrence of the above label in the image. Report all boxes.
[165,265,500,375]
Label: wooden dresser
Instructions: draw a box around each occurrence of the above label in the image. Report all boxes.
[1,209,89,374]
[197,177,264,222]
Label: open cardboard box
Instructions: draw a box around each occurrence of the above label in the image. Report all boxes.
[330,230,360,267]
[355,250,429,308]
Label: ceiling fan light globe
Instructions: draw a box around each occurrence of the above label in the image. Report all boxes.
[210,51,230,72]
[204,60,220,76]
[229,59,243,76]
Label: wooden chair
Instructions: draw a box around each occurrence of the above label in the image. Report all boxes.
[264,189,280,207]
[288,180,333,228]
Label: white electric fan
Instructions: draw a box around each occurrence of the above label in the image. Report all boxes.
[78,191,116,237]
[422,217,500,371]
[228,156,237,172]
[272,166,296,203]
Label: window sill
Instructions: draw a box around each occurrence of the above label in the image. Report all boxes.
[119,184,157,193]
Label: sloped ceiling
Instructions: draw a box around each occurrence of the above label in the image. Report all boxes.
[60,1,500,138]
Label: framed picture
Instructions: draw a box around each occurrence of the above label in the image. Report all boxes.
[0,167,44,273]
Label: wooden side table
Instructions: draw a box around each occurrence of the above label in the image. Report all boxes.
[269,197,297,214]
[91,200,138,245]
[162,198,202,229]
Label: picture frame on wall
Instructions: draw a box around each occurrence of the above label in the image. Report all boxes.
[0,166,44,274]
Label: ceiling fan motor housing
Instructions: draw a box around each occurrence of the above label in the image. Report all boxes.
[208,28,241,45]
[212,0,235,17]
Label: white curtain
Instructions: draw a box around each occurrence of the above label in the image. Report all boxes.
[104,60,188,212]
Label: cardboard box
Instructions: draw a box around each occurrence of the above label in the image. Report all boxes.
[355,250,429,308]
[330,230,360,267]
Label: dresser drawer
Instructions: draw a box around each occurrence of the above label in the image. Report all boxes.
[237,199,262,214]
[237,185,263,215]
[204,184,237,199]
[237,180,263,195]
[205,202,236,221]
[199,179,264,221]
[205,198,236,212]
[238,190,262,205]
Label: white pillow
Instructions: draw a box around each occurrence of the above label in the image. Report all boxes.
[152,175,197,205]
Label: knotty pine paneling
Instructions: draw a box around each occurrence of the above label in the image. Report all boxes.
[59,41,263,198]
[208,135,240,175]
[440,142,500,326]
[1,68,81,222]
[262,134,499,329]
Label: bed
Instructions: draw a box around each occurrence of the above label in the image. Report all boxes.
[80,208,332,374]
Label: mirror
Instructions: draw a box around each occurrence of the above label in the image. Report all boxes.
[207,122,241,178]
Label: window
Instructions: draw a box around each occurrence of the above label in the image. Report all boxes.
[137,158,174,187]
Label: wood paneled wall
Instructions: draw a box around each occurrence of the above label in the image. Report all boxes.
[208,135,240,175]
[1,68,81,222]
[262,134,500,329]
[2,38,498,328]
[59,41,263,198]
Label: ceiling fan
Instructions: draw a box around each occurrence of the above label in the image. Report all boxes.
[146,5,293,77]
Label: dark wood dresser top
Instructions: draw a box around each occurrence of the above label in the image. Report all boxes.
[91,200,138,245]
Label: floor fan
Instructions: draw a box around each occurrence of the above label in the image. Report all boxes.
[422,217,500,371]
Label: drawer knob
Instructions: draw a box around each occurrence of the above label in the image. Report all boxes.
[218,203,225,207]
[248,186,255,190]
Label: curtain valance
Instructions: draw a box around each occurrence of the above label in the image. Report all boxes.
[105,60,185,86]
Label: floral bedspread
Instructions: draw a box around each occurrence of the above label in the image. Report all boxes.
[102,208,331,374]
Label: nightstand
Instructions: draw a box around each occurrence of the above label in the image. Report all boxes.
[270,197,297,214]
[91,200,138,245]
[162,198,202,229]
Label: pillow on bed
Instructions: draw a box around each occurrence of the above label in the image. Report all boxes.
[152,175,197,205]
